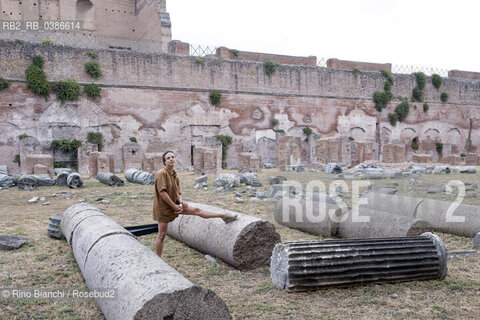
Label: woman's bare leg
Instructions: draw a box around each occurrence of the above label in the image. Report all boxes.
[156,222,169,257]
[181,205,224,219]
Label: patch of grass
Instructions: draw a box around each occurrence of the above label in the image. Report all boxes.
[41,38,53,45]
[36,254,48,261]
[253,281,276,294]
[18,133,31,140]
[87,51,98,59]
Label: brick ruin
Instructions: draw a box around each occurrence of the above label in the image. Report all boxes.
[1,30,480,173]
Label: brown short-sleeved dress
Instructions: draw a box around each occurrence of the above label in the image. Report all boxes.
[152,167,188,223]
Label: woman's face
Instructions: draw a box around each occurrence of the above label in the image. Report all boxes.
[164,152,176,167]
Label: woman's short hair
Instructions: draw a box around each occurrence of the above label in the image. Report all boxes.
[162,151,175,165]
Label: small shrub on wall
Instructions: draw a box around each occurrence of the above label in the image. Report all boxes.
[209,91,222,105]
[215,135,232,169]
[395,101,410,122]
[264,60,277,76]
[87,51,98,59]
[87,132,104,151]
[85,61,102,78]
[52,80,81,102]
[32,55,45,68]
[431,74,442,89]
[388,113,398,126]
[436,142,443,153]
[26,64,50,99]
[84,84,101,100]
[0,77,10,91]
[423,103,429,112]
[440,92,449,102]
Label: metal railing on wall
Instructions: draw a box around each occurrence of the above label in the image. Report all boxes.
[189,44,218,57]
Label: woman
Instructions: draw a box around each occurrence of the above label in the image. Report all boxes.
[153,150,237,257]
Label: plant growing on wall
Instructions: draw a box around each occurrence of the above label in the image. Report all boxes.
[271,119,285,134]
[373,69,394,112]
[264,60,277,76]
[230,49,240,58]
[41,39,53,45]
[85,61,102,78]
[423,103,429,112]
[440,92,449,102]
[431,74,442,89]
[388,113,398,126]
[411,137,419,150]
[87,132,104,151]
[52,80,81,102]
[412,72,426,102]
[348,136,355,141]
[84,83,101,100]
[51,139,82,160]
[26,61,50,100]
[394,101,410,122]
[129,137,137,143]
[87,51,98,59]
[0,77,10,91]
[18,133,31,140]
[13,154,20,165]
[436,142,443,154]
[460,153,466,158]
[195,58,204,65]
[32,55,45,68]
[303,127,313,142]
[215,135,232,169]
[209,91,222,105]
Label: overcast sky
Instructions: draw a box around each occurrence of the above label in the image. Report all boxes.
[168,0,480,73]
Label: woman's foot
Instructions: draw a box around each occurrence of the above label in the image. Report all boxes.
[222,212,238,223]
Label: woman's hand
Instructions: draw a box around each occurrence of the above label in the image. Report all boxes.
[173,204,183,213]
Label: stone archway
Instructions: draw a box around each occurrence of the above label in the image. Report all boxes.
[349,126,366,141]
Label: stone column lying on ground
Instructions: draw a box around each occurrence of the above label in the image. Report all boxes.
[67,173,83,188]
[56,172,69,186]
[60,203,232,320]
[338,207,433,238]
[125,168,155,185]
[167,202,281,270]
[96,172,125,186]
[274,196,346,237]
[270,232,447,292]
[364,192,480,237]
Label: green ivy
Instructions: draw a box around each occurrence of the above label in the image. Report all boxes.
[87,51,98,59]
[431,74,442,89]
[303,127,313,142]
[52,80,81,102]
[129,137,137,143]
[0,77,10,91]
[84,83,101,100]
[423,103,429,112]
[87,132,104,151]
[264,60,277,76]
[50,139,82,153]
[388,113,398,126]
[26,64,50,99]
[209,91,222,105]
[215,135,232,169]
[394,101,410,122]
[85,61,102,78]
[440,92,449,103]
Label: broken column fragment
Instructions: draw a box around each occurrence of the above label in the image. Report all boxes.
[96,172,125,186]
[125,168,154,185]
[66,173,83,189]
[167,202,281,270]
[271,233,447,292]
[61,203,231,320]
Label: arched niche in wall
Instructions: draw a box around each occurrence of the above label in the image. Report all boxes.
[400,127,417,145]
[424,128,440,141]
[445,127,463,152]
[76,0,95,31]
[349,126,365,141]
[380,127,391,144]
